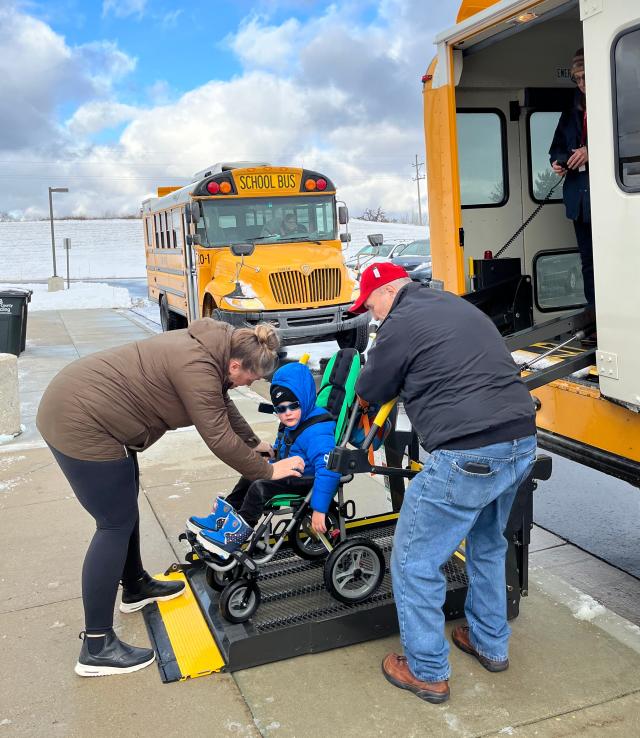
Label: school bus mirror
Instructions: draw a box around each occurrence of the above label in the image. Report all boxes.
[186,234,200,247]
[367,233,384,248]
[230,242,255,258]
[340,233,351,243]
[338,205,349,225]
[184,201,202,225]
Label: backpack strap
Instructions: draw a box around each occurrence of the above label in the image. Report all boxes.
[280,412,333,459]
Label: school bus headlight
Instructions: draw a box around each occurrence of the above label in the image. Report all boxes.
[220,296,265,311]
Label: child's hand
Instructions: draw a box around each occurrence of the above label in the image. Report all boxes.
[311,511,327,534]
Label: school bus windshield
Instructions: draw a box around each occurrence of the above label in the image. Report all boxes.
[197,195,337,247]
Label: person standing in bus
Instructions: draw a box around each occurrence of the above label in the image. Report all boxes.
[550,48,594,307]
[36,321,305,678]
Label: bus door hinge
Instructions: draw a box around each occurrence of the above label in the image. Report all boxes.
[458,227,464,248]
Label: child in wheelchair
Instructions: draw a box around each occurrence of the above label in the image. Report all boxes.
[186,361,341,559]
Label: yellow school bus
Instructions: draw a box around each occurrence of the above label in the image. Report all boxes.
[142,162,368,349]
[424,0,640,485]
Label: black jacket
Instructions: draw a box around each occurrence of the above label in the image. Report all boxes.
[549,91,590,223]
[356,283,536,453]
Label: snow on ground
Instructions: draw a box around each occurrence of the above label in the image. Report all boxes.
[1,282,134,311]
[0,219,144,281]
[0,218,425,282]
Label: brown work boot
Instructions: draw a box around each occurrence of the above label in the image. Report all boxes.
[381,653,450,704]
[451,625,509,672]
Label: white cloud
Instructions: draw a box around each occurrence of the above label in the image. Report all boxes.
[228,16,302,72]
[102,0,147,19]
[0,1,460,219]
[66,101,140,136]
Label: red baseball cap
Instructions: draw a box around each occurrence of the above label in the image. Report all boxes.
[348,262,410,314]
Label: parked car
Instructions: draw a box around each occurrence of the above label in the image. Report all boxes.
[391,239,431,282]
[346,241,396,269]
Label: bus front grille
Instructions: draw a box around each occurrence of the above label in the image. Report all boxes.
[269,269,342,305]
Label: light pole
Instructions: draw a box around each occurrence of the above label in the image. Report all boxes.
[48,186,69,279]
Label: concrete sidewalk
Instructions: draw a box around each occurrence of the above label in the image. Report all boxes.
[1,308,640,737]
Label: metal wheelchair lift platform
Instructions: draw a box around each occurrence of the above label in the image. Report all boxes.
[143,444,550,682]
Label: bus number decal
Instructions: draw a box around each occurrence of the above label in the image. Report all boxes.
[198,253,210,265]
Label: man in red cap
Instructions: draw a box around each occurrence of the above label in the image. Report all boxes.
[351,263,537,704]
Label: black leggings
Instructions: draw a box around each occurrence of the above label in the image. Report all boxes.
[49,445,144,634]
[573,216,595,306]
[225,476,314,527]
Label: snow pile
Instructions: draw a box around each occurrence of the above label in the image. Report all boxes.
[1,282,133,311]
[568,593,607,621]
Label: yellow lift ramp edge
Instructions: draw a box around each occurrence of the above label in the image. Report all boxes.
[144,570,226,683]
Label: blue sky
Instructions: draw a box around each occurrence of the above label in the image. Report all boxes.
[1,0,459,217]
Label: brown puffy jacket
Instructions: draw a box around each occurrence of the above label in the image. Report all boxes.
[36,319,273,480]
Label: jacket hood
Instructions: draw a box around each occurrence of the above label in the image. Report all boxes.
[188,319,233,365]
[270,362,317,423]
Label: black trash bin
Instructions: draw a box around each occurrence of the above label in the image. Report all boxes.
[0,288,32,357]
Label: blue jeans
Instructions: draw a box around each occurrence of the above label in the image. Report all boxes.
[391,435,537,682]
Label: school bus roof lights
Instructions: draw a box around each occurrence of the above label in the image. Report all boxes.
[203,177,234,196]
[304,177,327,191]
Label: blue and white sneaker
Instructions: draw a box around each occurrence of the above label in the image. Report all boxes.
[186,496,233,535]
[197,511,253,559]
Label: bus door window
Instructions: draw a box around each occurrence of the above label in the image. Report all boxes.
[528,112,565,202]
[456,110,508,207]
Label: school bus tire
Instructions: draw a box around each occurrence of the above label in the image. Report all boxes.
[337,322,368,353]
[159,294,187,332]
[202,294,222,321]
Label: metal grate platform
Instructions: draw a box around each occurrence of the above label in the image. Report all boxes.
[187,523,469,671]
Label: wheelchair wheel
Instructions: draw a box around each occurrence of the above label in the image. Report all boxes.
[205,565,239,592]
[290,503,340,560]
[219,579,261,624]
[324,537,385,604]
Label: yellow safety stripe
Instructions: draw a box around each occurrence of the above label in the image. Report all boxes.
[155,572,225,679]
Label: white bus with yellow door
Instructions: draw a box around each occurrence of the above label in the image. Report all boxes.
[423,0,640,484]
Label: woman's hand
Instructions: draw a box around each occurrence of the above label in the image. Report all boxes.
[311,511,327,534]
[271,455,305,480]
[551,160,567,174]
[567,146,588,170]
[254,440,275,458]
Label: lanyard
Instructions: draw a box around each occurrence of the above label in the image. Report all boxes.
[580,109,588,148]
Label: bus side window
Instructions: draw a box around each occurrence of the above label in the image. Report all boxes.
[613,26,640,191]
[145,216,153,249]
[154,214,160,248]
[456,110,508,207]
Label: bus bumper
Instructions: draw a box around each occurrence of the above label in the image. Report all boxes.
[216,305,369,345]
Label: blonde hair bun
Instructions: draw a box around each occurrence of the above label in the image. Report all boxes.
[230,323,280,376]
[254,323,279,350]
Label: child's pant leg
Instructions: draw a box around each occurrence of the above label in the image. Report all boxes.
[239,478,314,527]
[224,476,253,511]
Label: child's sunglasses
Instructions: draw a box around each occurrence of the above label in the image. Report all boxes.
[274,401,301,414]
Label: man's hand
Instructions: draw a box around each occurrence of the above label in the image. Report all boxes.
[254,440,275,458]
[567,146,588,170]
[311,511,327,534]
[551,160,567,174]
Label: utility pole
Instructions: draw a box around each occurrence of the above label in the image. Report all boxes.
[411,155,425,226]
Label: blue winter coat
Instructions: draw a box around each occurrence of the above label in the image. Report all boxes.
[549,90,590,223]
[270,362,341,514]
